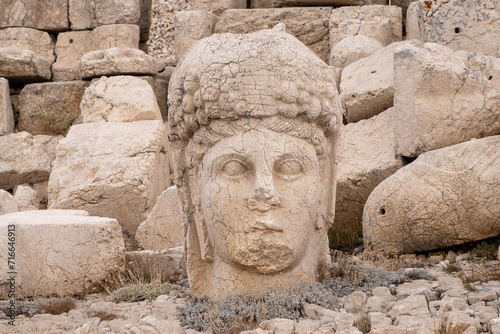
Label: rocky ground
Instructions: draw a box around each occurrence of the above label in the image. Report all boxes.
[1,249,500,334]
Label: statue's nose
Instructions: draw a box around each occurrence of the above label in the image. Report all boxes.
[247,171,280,211]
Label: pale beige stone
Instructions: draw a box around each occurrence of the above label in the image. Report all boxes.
[93,24,141,50]
[406,0,500,58]
[214,7,332,62]
[369,312,393,329]
[0,189,18,215]
[190,0,246,15]
[79,47,158,79]
[125,247,186,282]
[251,0,273,7]
[137,75,169,120]
[81,76,162,123]
[329,35,383,69]
[330,6,402,49]
[0,0,69,32]
[259,318,296,333]
[440,296,468,312]
[168,28,342,297]
[272,0,385,5]
[13,185,39,211]
[443,311,482,333]
[363,135,500,255]
[344,291,368,313]
[0,210,124,298]
[0,132,60,190]
[0,77,13,136]
[0,28,54,63]
[174,11,218,62]
[340,40,421,123]
[48,121,170,240]
[396,280,434,300]
[333,108,404,241]
[18,81,89,136]
[388,295,430,320]
[394,43,500,157]
[135,186,183,251]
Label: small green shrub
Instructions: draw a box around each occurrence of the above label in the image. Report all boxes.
[110,282,178,302]
[471,241,498,260]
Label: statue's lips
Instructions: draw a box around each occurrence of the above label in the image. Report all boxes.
[243,217,283,233]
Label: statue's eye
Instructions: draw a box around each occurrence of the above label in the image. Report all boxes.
[221,159,247,177]
[275,159,304,179]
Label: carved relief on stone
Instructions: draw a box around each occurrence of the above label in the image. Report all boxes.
[168,27,343,297]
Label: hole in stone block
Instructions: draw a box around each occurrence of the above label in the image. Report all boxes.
[401,155,417,165]
[69,39,74,44]
[488,75,493,80]
[371,70,377,74]
[455,27,461,34]
[379,207,386,215]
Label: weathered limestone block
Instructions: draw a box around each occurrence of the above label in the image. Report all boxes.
[333,108,404,240]
[137,75,169,120]
[0,132,60,190]
[13,185,39,211]
[330,6,402,51]
[125,247,186,282]
[69,0,150,40]
[0,78,13,136]
[272,0,385,5]
[251,0,273,7]
[214,7,332,62]
[174,11,218,62]
[53,25,140,81]
[329,35,383,69]
[406,0,500,58]
[81,76,162,123]
[0,0,69,32]
[0,28,55,83]
[79,47,158,79]
[363,135,500,255]
[168,28,342,297]
[48,121,170,239]
[340,40,421,123]
[0,210,125,298]
[135,186,183,251]
[18,81,89,136]
[0,190,18,215]
[190,0,246,15]
[394,43,500,157]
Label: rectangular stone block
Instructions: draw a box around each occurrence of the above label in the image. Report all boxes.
[330,5,402,49]
[251,0,273,7]
[0,78,14,136]
[0,0,69,32]
[406,0,500,58]
[48,121,170,241]
[18,81,89,136]
[174,11,218,62]
[215,7,332,63]
[394,43,500,157]
[0,132,60,190]
[271,0,380,5]
[190,0,246,15]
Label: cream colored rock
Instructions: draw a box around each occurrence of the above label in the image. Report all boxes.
[53,25,140,81]
[388,295,430,320]
[251,0,273,7]
[0,190,18,215]
[340,40,421,123]
[125,247,186,282]
[174,11,218,62]
[271,0,385,5]
[135,186,183,251]
[0,28,55,84]
[0,0,69,32]
[394,43,500,157]
[329,6,402,49]
[214,7,332,62]
[13,185,39,211]
[329,35,383,69]
[18,81,89,135]
[333,108,404,241]
[0,210,124,298]
[0,78,13,136]
[363,135,500,255]
[81,76,162,123]
[79,47,158,79]
[0,132,60,190]
[48,121,170,240]
[406,0,500,58]
[190,0,246,15]
[168,28,342,297]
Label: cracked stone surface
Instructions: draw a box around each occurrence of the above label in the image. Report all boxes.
[48,121,170,243]
[406,0,500,58]
[0,77,13,136]
[135,186,183,251]
[0,132,60,191]
[0,189,18,215]
[0,0,69,32]
[13,185,39,211]
[53,24,140,81]
[214,7,332,63]
[329,35,383,70]
[79,47,158,79]
[190,0,246,16]
[81,76,162,123]
[18,81,89,136]
[168,28,342,297]
[394,42,500,157]
[0,210,125,298]
[363,135,500,255]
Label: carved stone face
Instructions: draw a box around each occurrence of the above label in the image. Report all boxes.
[199,127,322,274]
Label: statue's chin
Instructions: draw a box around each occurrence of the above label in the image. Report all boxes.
[233,241,296,274]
